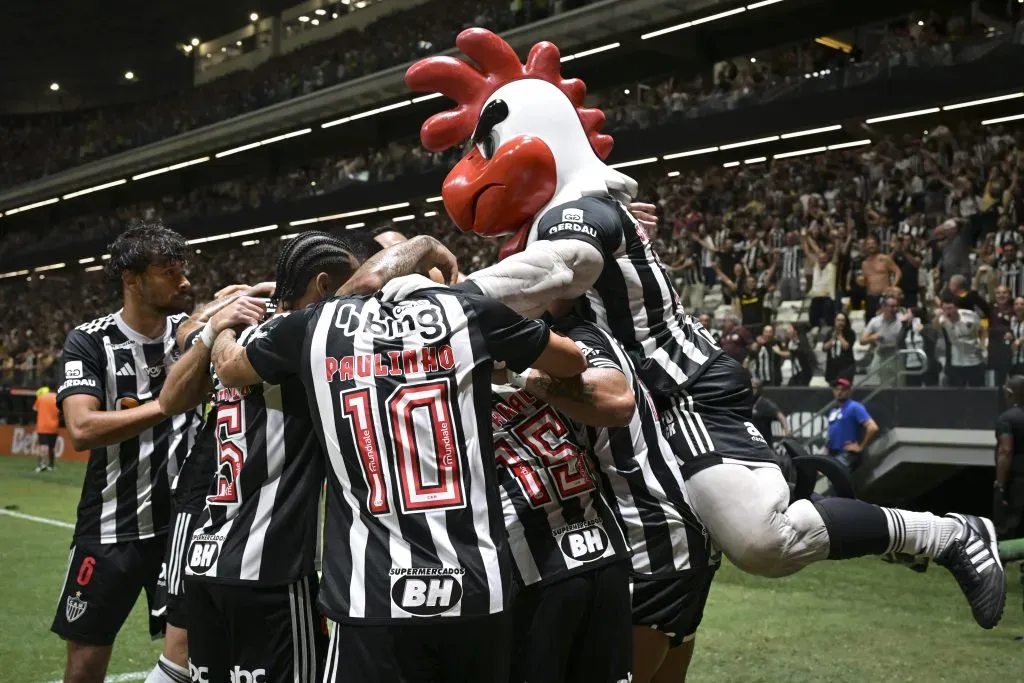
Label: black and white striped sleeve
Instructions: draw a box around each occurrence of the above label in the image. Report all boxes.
[57,329,105,405]
[560,321,624,373]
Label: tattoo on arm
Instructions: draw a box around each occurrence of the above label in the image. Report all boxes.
[338,236,434,296]
[527,373,596,404]
[211,329,239,368]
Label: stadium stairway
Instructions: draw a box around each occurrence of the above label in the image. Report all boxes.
[854,427,995,505]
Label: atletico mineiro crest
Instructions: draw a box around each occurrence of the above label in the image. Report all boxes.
[66,591,87,622]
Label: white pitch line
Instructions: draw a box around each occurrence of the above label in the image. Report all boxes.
[0,508,74,529]
[8,511,146,683]
[43,671,149,683]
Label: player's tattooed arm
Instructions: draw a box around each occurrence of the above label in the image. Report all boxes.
[211,328,262,388]
[338,235,460,295]
[517,367,635,428]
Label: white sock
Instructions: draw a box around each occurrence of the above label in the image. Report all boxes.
[145,655,190,683]
[881,508,962,558]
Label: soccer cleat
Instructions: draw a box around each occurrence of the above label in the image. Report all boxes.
[35,463,46,473]
[935,513,1006,629]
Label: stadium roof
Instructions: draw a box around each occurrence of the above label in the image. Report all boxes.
[0,0,297,114]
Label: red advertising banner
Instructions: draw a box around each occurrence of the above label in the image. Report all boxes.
[0,425,89,462]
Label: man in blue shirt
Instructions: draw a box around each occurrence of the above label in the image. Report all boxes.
[827,378,880,472]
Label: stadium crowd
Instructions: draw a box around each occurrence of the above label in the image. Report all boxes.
[0,4,984,190]
[0,0,590,188]
[0,7,989,261]
[2,4,1021,399]
[3,113,1024,396]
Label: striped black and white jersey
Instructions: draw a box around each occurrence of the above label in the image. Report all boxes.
[246,288,553,623]
[57,310,201,544]
[778,245,803,280]
[559,319,714,577]
[748,342,780,386]
[998,255,1024,299]
[491,385,628,587]
[1011,318,1024,367]
[528,196,720,397]
[185,315,325,586]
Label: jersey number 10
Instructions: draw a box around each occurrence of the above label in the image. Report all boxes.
[340,380,465,515]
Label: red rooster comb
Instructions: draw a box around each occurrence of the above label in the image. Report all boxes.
[405,28,613,160]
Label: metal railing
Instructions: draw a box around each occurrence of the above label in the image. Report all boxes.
[788,348,929,449]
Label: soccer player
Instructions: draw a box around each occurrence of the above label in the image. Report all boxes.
[212,280,585,682]
[497,314,717,683]
[33,386,59,471]
[53,222,201,683]
[490,372,632,683]
[158,231,461,683]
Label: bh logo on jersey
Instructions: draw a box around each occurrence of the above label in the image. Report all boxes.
[390,568,464,616]
[186,537,221,575]
[557,522,610,563]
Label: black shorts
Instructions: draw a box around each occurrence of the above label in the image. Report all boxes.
[38,433,57,448]
[657,354,775,478]
[511,562,631,683]
[51,536,166,646]
[153,506,202,629]
[324,612,512,683]
[186,574,327,683]
[631,567,717,648]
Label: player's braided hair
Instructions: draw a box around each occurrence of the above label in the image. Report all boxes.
[273,230,358,307]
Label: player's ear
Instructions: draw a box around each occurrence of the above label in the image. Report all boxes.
[313,272,332,299]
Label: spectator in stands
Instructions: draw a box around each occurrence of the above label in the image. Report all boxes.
[778,323,814,387]
[775,231,804,302]
[697,313,718,343]
[936,300,987,387]
[747,324,782,387]
[750,378,790,449]
[892,234,923,309]
[803,232,840,332]
[861,295,904,387]
[826,377,880,474]
[996,239,1024,300]
[824,312,856,385]
[718,313,752,365]
[939,273,992,321]
[672,245,705,314]
[898,307,932,387]
[861,234,902,321]
[989,285,1015,387]
[1009,296,1024,377]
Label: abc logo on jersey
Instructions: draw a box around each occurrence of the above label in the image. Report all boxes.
[186,539,220,575]
[390,572,464,616]
[559,525,609,562]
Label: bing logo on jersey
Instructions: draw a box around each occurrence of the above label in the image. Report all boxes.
[556,521,610,563]
[390,567,465,616]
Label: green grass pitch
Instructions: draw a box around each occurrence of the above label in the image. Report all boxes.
[1,455,1021,682]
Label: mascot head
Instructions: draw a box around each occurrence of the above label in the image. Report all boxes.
[406,29,636,256]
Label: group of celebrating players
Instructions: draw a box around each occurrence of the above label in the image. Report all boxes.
[48,27,1006,683]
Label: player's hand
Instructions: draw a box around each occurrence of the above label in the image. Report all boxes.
[214,283,250,300]
[380,274,441,302]
[416,237,460,284]
[210,296,267,335]
[244,281,276,299]
[629,202,658,232]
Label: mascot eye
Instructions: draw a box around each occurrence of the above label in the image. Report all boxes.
[476,131,499,160]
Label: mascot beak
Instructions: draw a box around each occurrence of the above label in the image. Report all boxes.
[441,135,557,238]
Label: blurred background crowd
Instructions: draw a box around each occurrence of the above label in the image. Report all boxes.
[3,1,1024,403]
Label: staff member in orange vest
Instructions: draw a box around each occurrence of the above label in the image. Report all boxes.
[33,386,59,472]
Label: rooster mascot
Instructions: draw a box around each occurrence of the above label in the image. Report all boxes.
[402,24,1007,680]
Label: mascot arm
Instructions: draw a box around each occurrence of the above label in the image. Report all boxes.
[465,240,604,318]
